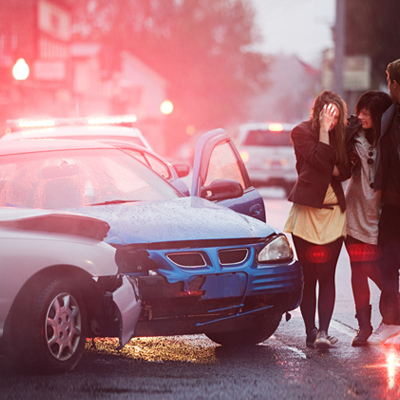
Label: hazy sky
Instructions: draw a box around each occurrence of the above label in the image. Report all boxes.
[250,0,336,66]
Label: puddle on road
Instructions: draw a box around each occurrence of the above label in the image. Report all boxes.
[86,335,218,364]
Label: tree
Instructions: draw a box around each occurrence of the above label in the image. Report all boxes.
[345,0,400,88]
[72,0,269,151]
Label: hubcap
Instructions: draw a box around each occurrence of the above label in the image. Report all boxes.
[45,292,82,361]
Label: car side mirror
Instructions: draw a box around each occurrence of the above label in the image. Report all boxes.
[200,179,243,201]
[172,163,190,178]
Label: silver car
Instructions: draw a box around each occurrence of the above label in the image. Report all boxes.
[235,122,297,195]
[0,208,141,374]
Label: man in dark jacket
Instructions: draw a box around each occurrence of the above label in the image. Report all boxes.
[369,59,400,344]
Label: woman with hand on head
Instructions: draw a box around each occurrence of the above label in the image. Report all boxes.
[345,90,392,346]
[284,90,350,349]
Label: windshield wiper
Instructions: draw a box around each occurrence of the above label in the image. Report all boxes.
[89,200,139,206]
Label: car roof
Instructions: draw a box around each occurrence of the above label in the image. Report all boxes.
[0,138,116,156]
[3,123,152,148]
[3,124,141,139]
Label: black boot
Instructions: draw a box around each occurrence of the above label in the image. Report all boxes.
[352,305,373,346]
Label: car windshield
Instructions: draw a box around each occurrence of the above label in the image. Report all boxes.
[243,129,291,146]
[0,148,182,209]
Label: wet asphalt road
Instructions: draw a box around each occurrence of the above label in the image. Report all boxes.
[1,193,399,399]
[1,314,398,399]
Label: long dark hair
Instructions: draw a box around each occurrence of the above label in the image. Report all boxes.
[310,90,348,165]
[355,90,392,146]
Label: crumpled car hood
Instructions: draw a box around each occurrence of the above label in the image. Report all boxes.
[0,207,110,241]
[74,197,275,245]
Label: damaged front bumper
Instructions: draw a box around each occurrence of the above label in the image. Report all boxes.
[132,260,303,337]
[112,275,141,348]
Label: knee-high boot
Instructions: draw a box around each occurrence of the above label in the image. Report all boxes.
[352,305,373,346]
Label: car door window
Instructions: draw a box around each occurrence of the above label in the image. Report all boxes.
[204,141,246,188]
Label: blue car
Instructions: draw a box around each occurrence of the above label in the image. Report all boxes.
[0,129,302,346]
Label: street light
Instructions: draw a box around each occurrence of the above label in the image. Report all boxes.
[12,58,30,81]
[160,99,174,115]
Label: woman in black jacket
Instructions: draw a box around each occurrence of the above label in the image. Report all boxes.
[285,90,350,349]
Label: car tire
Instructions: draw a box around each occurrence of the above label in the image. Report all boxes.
[13,277,87,374]
[205,313,282,347]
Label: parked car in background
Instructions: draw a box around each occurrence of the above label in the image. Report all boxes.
[3,116,191,195]
[235,122,297,195]
[0,208,141,374]
[0,128,303,349]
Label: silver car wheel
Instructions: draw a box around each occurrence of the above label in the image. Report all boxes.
[45,292,82,361]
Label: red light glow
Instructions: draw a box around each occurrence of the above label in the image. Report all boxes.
[306,245,332,264]
[347,244,382,262]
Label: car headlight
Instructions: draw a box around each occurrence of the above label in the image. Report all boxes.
[258,234,293,263]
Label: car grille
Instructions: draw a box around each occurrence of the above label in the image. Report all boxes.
[167,252,206,268]
[218,249,249,265]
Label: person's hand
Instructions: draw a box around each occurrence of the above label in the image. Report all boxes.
[319,103,337,133]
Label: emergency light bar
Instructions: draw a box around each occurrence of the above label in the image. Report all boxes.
[6,114,137,133]
[87,115,137,125]
[18,119,56,129]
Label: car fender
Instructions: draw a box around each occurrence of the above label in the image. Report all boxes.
[0,230,118,340]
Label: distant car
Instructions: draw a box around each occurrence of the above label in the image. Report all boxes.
[0,208,141,374]
[0,129,302,348]
[3,116,191,195]
[235,122,297,195]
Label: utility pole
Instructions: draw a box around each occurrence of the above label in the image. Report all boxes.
[333,0,345,96]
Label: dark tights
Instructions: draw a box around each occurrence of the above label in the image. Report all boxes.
[345,235,382,312]
[293,235,343,335]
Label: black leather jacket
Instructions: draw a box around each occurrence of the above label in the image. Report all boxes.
[288,120,350,211]
[375,102,400,192]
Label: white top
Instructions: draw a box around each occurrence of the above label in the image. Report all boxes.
[345,131,381,245]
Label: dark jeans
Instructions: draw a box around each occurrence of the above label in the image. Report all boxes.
[293,235,343,335]
[345,235,382,312]
[378,204,400,325]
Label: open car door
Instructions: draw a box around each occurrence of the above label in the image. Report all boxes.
[191,129,266,222]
